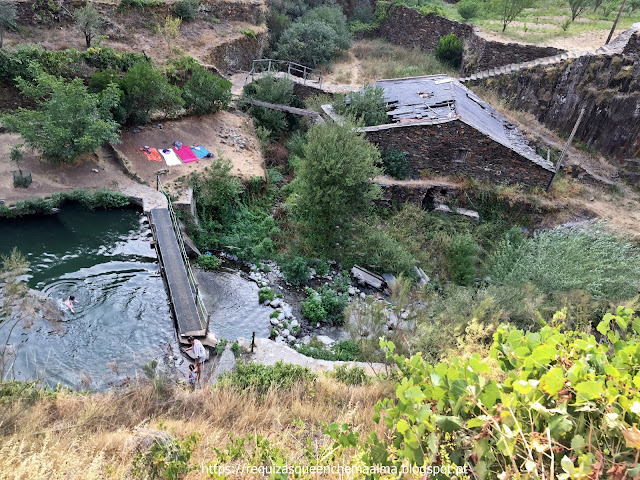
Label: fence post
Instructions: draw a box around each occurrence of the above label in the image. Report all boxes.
[268,60,271,72]
[287,63,291,77]
[206,314,211,336]
[251,331,255,353]
[303,66,307,83]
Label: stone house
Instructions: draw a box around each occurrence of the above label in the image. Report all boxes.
[363,75,554,188]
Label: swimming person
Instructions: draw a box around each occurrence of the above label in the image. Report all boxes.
[185,336,206,377]
[64,295,77,313]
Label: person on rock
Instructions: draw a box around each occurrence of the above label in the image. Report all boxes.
[185,336,206,378]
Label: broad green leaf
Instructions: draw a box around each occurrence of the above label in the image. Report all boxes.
[571,434,586,452]
[540,367,566,396]
[467,417,488,429]
[561,456,575,475]
[396,419,410,435]
[404,386,426,402]
[575,381,604,401]
[597,314,613,335]
[435,415,462,433]
[549,415,573,439]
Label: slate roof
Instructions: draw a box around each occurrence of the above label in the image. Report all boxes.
[372,75,554,171]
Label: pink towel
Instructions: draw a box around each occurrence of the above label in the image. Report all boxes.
[174,145,199,163]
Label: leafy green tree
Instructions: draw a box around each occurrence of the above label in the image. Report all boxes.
[182,67,231,115]
[568,0,591,20]
[74,2,102,48]
[457,0,479,20]
[335,84,388,126]
[276,20,341,67]
[2,68,120,163]
[435,33,463,68]
[121,60,184,124]
[173,0,199,21]
[242,75,299,134]
[0,0,16,49]
[490,0,534,31]
[301,5,351,51]
[194,157,244,220]
[292,119,382,251]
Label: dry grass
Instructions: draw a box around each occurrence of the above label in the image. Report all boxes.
[0,377,393,479]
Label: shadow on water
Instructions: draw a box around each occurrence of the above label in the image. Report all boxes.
[0,205,179,390]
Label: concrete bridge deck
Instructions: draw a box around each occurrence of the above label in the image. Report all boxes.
[150,207,205,339]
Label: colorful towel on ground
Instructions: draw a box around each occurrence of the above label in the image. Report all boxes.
[174,145,199,163]
[140,146,163,162]
[191,145,213,159]
[160,148,182,166]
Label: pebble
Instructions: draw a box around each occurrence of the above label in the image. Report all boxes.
[270,299,281,308]
[359,292,366,299]
[282,329,290,337]
[348,286,356,296]
[287,335,296,343]
[290,319,299,328]
[277,313,285,321]
[270,318,279,326]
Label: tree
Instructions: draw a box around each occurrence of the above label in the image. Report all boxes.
[292,119,382,251]
[159,15,181,55]
[121,60,184,124]
[568,0,592,20]
[334,84,388,126]
[276,20,341,67]
[241,75,299,134]
[301,5,352,51]
[0,0,16,49]
[435,33,464,68]
[182,67,231,115]
[490,0,534,31]
[10,144,23,174]
[74,2,102,48]
[2,68,120,163]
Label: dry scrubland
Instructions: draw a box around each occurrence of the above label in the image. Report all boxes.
[0,378,392,479]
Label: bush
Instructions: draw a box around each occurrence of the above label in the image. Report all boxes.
[242,75,299,135]
[490,223,640,301]
[196,254,220,270]
[332,339,362,361]
[183,68,231,115]
[301,291,327,322]
[435,33,463,68]
[301,5,351,51]
[276,20,342,68]
[350,0,374,24]
[456,0,479,20]
[173,0,199,21]
[317,284,349,325]
[447,233,479,286]
[381,149,410,179]
[335,85,388,126]
[218,361,317,395]
[258,287,275,304]
[279,255,310,286]
[131,425,199,480]
[121,60,184,124]
[352,225,417,279]
[332,365,369,385]
[296,338,362,361]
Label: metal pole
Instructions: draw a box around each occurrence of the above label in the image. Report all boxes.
[605,0,628,45]
[546,107,585,192]
[205,314,211,336]
[268,60,271,72]
[251,331,255,353]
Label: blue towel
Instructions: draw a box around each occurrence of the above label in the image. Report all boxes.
[191,145,212,159]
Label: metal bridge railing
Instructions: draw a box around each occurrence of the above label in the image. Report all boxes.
[249,59,323,86]
[157,176,210,335]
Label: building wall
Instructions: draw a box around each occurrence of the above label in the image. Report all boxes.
[364,120,554,188]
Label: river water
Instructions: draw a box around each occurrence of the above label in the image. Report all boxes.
[0,206,178,390]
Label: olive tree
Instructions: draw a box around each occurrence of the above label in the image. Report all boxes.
[0,0,17,49]
[490,0,534,31]
[74,2,102,48]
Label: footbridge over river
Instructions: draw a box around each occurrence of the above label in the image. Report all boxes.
[147,178,214,346]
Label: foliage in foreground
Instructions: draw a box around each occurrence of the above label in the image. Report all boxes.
[329,307,640,479]
[217,361,317,396]
[435,33,463,68]
[334,85,389,127]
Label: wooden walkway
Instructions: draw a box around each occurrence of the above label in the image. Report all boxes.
[150,208,205,339]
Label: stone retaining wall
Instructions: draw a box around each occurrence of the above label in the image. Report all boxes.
[624,32,640,56]
[364,120,554,188]
[208,32,268,73]
[375,6,564,74]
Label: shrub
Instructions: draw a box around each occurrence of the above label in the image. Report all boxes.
[332,365,369,385]
[196,254,220,270]
[435,33,463,68]
[173,0,199,21]
[447,233,479,286]
[241,75,299,135]
[490,223,640,301]
[456,0,479,20]
[193,158,244,221]
[276,20,341,68]
[182,68,231,115]
[74,2,102,48]
[301,5,351,51]
[121,60,184,124]
[352,225,417,279]
[301,291,327,322]
[350,0,374,24]
[218,361,317,395]
[131,425,199,480]
[317,284,349,325]
[279,255,310,286]
[335,85,388,126]
[231,340,240,357]
[332,339,361,361]
[314,260,329,276]
[258,287,275,304]
[381,149,410,179]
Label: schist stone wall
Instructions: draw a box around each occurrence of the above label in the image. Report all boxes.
[364,120,554,188]
[374,6,564,74]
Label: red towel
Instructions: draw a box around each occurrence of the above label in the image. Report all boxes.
[174,145,199,163]
[140,147,163,162]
